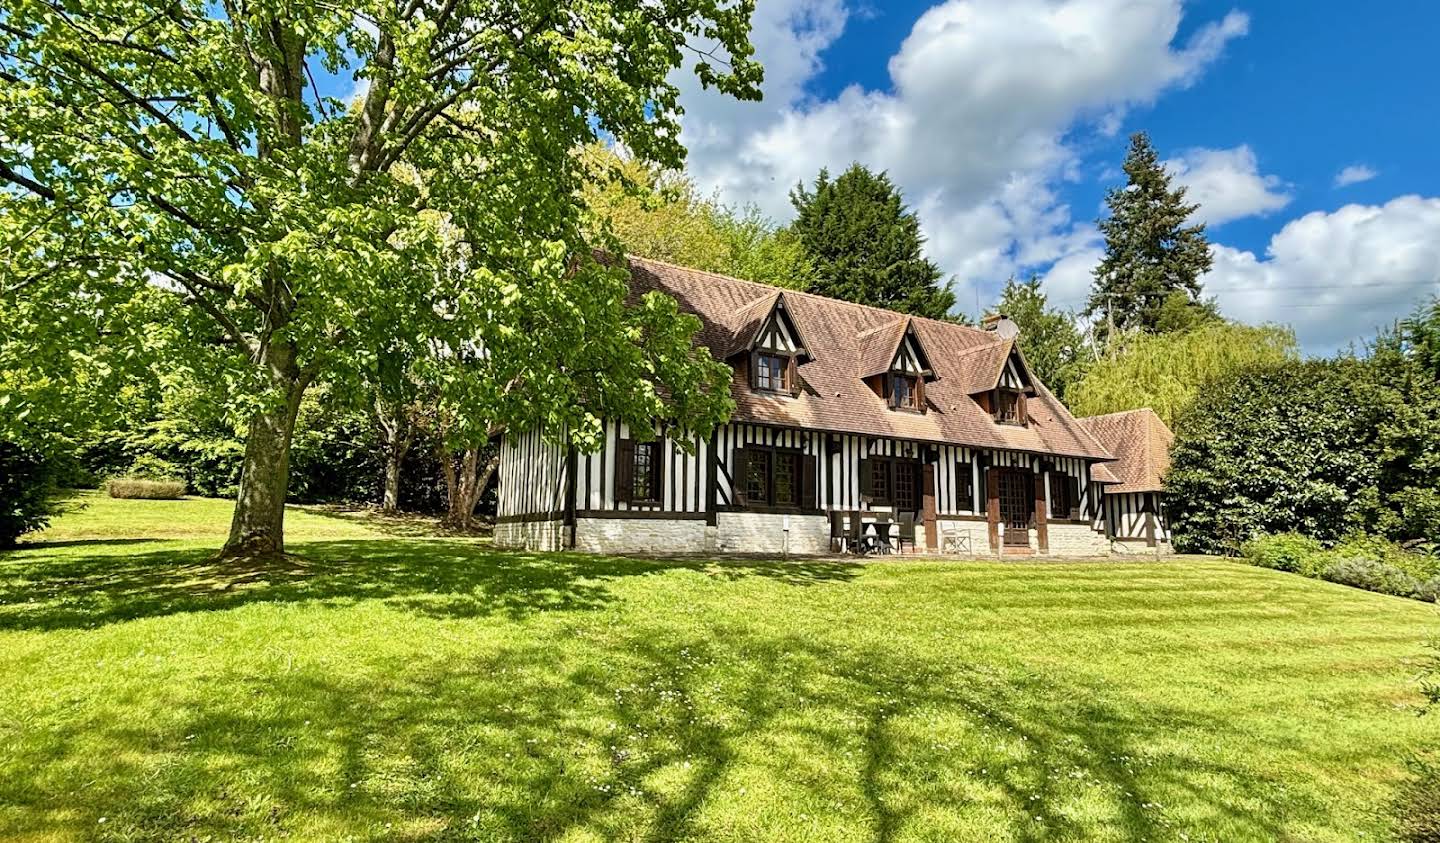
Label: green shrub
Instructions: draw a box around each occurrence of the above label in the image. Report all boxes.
[1320,557,1422,599]
[126,453,185,481]
[0,442,57,547]
[1241,532,1325,575]
[106,476,186,500]
[1331,534,1440,581]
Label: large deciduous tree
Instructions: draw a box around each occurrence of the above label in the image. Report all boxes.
[1087,133,1215,335]
[1,0,759,559]
[790,164,957,320]
[1066,321,1297,428]
[580,144,813,290]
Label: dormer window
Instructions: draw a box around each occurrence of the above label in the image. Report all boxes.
[729,292,810,398]
[890,373,920,410]
[995,388,1026,425]
[860,319,935,414]
[755,352,791,393]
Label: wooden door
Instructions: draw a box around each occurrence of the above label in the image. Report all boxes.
[997,468,1032,546]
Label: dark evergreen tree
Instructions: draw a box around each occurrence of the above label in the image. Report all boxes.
[790,164,957,320]
[991,276,1089,400]
[1088,133,1214,334]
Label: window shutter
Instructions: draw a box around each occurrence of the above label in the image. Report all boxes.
[916,377,926,412]
[733,447,749,505]
[1068,476,1081,520]
[859,457,873,498]
[652,441,666,506]
[1018,392,1028,425]
[886,376,899,409]
[615,438,634,504]
[801,454,817,511]
[746,354,757,390]
[788,357,801,397]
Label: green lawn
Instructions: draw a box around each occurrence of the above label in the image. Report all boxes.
[2,494,1437,842]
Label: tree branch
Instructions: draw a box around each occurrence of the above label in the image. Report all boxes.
[0,159,56,200]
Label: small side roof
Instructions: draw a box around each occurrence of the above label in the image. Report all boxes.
[1077,408,1174,493]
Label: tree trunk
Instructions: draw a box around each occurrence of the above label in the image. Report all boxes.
[220,342,309,560]
[440,447,498,529]
[376,397,413,513]
[382,449,405,512]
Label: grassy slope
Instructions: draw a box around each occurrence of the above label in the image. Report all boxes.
[1,495,1437,842]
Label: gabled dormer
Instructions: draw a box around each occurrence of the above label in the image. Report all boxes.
[858,318,937,414]
[726,292,812,397]
[972,341,1036,426]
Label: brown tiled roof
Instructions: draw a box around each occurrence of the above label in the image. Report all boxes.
[722,291,781,358]
[1091,463,1121,484]
[1077,409,1174,492]
[623,255,1115,461]
[855,318,911,379]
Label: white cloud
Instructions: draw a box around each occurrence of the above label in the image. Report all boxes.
[1204,196,1440,351]
[1165,145,1290,226]
[676,0,1249,292]
[1334,164,1378,187]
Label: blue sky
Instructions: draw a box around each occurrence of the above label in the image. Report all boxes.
[667,0,1440,352]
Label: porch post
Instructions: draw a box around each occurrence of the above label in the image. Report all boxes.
[1033,469,1049,553]
[922,463,938,552]
[985,464,1000,552]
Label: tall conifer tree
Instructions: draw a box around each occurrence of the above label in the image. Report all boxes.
[1087,133,1214,334]
[790,164,957,320]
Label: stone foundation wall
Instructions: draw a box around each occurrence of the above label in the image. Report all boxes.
[715,512,830,555]
[574,518,711,555]
[1045,522,1112,557]
[494,518,566,552]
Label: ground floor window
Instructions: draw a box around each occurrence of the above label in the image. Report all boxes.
[894,461,917,510]
[773,450,799,506]
[737,446,813,509]
[745,449,771,503]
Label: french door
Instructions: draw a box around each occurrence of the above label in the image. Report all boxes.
[996,468,1032,546]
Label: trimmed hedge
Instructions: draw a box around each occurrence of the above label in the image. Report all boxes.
[106,477,187,500]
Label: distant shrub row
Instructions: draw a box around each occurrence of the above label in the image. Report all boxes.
[1241,532,1440,602]
[106,477,187,500]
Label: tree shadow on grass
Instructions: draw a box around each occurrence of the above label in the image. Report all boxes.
[0,624,1319,841]
[0,539,863,632]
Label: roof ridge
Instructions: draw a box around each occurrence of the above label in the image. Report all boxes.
[625,254,996,342]
[1079,407,1160,422]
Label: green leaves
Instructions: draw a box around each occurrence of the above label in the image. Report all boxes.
[1068,322,1298,429]
[3,0,761,549]
[1088,132,1214,336]
[789,164,956,320]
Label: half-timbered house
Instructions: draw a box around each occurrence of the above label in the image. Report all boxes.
[495,255,1132,556]
[1078,408,1175,553]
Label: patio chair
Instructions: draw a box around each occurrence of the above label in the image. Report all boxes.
[897,512,917,554]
